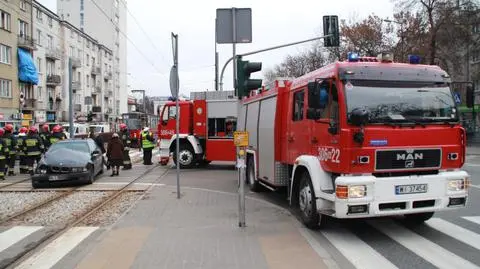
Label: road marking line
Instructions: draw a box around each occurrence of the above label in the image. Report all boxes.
[0,226,43,253]
[321,228,398,269]
[463,216,480,226]
[426,218,480,250]
[368,220,480,269]
[91,182,165,186]
[14,226,98,269]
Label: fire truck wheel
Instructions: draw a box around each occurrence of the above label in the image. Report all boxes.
[173,144,195,169]
[247,158,261,192]
[298,173,323,229]
[404,212,434,224]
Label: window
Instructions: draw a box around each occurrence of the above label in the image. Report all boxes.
[86,75,89,87]
[47,35,53,49]
[0,10,11,31]
[0,44,11,64]
[92,57,95,67]
[47,60,55,75]
[77,48,81,58]
[292,90,305,121]
[69,46,74,57]
[0,79,12,98]
[48,17,52,27]
[18,20,28,37]
[20,1,27,11]
[36,29,41,45]
[36,57,42,73]
[36,9,42,22]
[86,54,89,66]
[37,86,42,99]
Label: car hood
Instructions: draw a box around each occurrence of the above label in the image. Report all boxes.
[41,148,90,166]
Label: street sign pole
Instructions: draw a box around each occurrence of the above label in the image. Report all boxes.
[68,58,74,139]
[234,131,248,227]
[171,33,180,199]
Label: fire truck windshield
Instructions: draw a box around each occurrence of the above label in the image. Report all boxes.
[345,81,458,124]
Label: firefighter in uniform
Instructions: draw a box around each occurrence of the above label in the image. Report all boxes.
[119,123,132,170]
[24,126,44,175]
[140,127,154,165]
[3,124,17,176]
[39,124,51,151]
[0,128,9,180]
[50,125,66,145]
[17,127,28,174]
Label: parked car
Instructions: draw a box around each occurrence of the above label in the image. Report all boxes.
[31,139,104,188]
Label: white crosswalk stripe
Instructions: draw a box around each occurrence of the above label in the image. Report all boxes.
[0,215,479,269]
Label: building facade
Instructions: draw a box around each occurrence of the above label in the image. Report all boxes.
[0,0,35,126]
[57,0,127,121]
[31,1,114,124]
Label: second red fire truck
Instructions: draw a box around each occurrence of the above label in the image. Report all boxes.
[158,52,470,229]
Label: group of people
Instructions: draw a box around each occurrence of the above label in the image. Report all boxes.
[0,124,67,179]
[91,124,156,177]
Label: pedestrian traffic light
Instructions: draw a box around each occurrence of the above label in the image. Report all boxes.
[323,15,340,47]
[236,56,262,99]
[467,85,475,108]
[87,111,93,122]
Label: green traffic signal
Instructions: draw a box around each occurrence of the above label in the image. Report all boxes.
[236,56,263,99]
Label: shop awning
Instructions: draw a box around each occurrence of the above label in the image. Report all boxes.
[17,48,38,85]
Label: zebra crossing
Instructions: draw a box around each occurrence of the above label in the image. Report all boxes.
[0,216,479,269]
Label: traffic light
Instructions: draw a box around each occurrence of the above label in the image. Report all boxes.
[323,15,340,47]
[467,85,475,108]
[236,56,262,99]
[19,92,25,107]
[87,111,93,122]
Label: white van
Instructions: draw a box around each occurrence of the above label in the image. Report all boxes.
[62,123,89,139]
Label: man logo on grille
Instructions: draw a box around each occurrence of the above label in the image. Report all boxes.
[405,160,414,168]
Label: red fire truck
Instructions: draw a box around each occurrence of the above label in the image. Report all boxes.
[157,91,237,167]
[239,53,470,229]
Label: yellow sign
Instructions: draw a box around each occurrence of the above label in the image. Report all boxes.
[234,131,249,147]
[22,113,32,120]
[21,120,29,127]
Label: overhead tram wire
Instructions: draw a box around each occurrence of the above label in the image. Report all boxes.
[88,0,167,78]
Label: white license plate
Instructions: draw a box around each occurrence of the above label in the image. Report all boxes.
[395,184,428,195]
[49,175,60,181]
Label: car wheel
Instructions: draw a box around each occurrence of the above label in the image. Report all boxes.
[86,167,94,184]
[298,172,325,229]
[32,181,42,188]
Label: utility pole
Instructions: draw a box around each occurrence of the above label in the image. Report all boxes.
[68,58,74,139]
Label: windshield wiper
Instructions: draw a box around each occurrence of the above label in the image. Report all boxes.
[409,117,458,126]
[370,115,426,127]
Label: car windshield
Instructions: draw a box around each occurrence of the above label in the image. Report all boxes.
[48,142,90,153]
[344,81,458,124]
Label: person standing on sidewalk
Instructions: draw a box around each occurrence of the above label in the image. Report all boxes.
[140,127,155,165]
[3,124,16,176]
[0,128,9,180]
[16,127,28,174]
[119,123,132,170]
[24,126,44,175]
[107,133,124,176]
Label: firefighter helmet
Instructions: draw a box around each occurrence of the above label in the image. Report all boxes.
[19,127,28,133]
[29,126,38,133]
[52,125,61,133]
[42,124,49,132]
[120,123,127,131]
[4,124,13,132]
[0,128,4,136]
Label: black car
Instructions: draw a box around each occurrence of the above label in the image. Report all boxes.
[32,138,104,188]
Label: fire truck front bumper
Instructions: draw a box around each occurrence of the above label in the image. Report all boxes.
[328,170,470,218]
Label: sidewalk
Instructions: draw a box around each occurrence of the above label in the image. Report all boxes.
[467,146,480,155]
[71,182,334,268]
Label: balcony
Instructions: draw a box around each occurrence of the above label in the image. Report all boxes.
[74,104,82,112]
[72,81,81,91]
[18,35,36,49]
[91,66,101,75]
[71,57,82,68]
[92,106,102,113]
[104,71,112,80]
[23,98,37,110]
[46,74,61,85]
[45,47,62,60]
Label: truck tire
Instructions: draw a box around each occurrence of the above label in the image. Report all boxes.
[247,157,261,192]
[404,212,434,224]
[173,144,195,169]
[298,172,325,229]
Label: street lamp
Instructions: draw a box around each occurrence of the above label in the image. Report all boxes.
[384,19,405,63]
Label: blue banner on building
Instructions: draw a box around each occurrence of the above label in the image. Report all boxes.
[18,48,39,85]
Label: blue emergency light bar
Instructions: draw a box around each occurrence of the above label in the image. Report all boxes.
[347,52,359,62]
[408,55,421,64]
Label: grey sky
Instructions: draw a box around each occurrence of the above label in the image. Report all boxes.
[39,0,396,98]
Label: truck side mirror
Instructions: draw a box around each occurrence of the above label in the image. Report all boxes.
[467,85,475,108]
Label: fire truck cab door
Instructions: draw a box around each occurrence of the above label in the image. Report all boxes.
[308,80,341,172]
[159,104,177,139]
[287,89,310,163]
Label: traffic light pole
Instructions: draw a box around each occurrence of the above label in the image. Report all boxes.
[219,34,332,91]
[68,58,74,139]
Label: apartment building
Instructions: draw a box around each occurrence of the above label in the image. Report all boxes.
[58,0,127,121]
[0,0,35,125]
[32,1,113,123]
